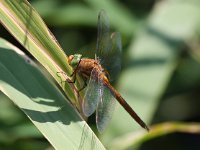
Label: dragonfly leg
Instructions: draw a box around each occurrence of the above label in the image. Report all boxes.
[56,71,66,77]
[56,71,68,85]
[68,73,76,83]
[78,75,87,92]
[68,58,82,83]
[70,70,75,77]
[56,71,76,84]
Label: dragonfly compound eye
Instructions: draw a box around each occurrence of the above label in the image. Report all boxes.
[68,55,74,64]
[68,54,82,68]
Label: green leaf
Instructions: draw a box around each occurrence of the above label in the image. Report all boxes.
[0,38,105,149]
[0,0,78,103]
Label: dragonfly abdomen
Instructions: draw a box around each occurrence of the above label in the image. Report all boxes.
[105,83,149,131]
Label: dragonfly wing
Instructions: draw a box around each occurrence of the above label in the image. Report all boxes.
[82,69,102,117]
[96,10,122,81]
[96,10,111,57]
[105,32,122,80]
[96,85,116,133]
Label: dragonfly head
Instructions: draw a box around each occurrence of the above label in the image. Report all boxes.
[68,54,82,68]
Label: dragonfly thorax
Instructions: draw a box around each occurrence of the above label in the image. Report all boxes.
[77,58,109,83]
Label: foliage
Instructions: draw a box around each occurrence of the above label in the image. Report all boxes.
[0,0,200,150]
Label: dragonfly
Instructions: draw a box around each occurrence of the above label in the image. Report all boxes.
[68,10,149,132]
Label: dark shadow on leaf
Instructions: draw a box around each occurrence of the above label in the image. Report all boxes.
[0,45,98,149]
[0,47,81,124]
[0,1,98,147]
[21,106,80,124]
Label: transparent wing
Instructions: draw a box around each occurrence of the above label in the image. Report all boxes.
[96,85,116,133]
[105,32,122,80]
[96,10,111,58]
[82,69,103,117]
[96,10,122,80]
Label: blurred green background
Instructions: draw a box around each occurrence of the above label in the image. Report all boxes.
[1,0,200,149]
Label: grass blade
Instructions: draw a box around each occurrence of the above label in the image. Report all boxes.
[0,0,78,102]
[0,38,105,149]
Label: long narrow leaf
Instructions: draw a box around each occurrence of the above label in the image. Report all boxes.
[0,0,78,102]
[0,38,105,150]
